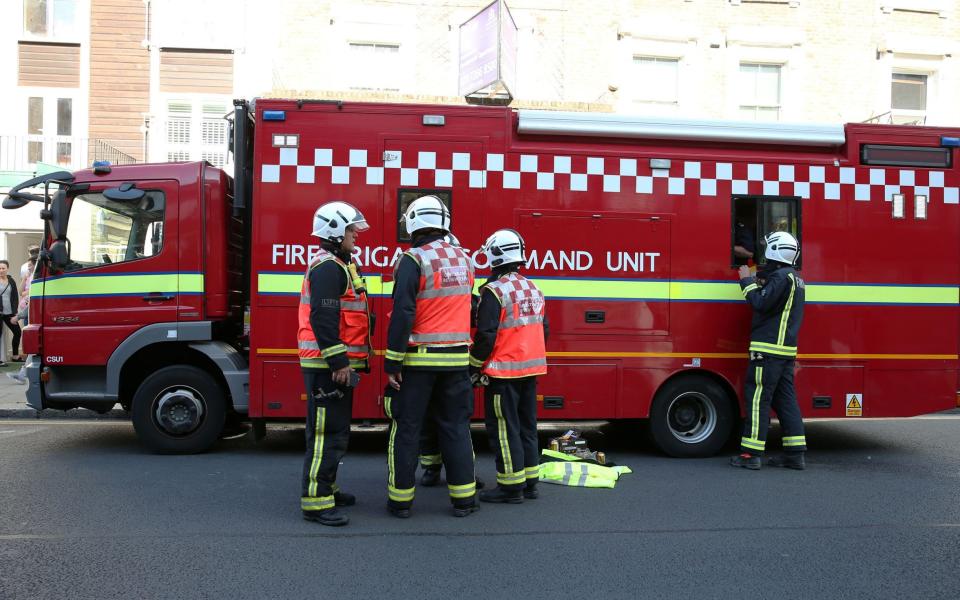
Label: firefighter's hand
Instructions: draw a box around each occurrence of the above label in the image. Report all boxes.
[737,266,752,280]
[388,372,402,390]
[332,366,354,386]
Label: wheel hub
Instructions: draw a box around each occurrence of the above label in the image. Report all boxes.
[154,387,205,435]
[666,392,717,444]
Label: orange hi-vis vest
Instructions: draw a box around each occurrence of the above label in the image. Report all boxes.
[405,240,474,346]
[298,249,371,369]
[480,272,547,378]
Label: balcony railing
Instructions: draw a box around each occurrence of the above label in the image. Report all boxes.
[0,136,137,174]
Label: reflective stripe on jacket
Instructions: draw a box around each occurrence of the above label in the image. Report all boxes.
[404,240,474,347]
[476,273,547,378]
[297,249,371,369]
[740,266,805,358]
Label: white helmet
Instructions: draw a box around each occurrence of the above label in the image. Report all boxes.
[481,229,526,268]
[443,232,461,247]
[764,231,799,265]
[404,195,450,236]
[311,201,369,242]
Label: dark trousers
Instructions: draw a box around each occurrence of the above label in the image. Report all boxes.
[418,394,443,471]
[385,368,476,508]
[0,315,21,356]
[300,370,353,512]
[484,376,540,490]
[740,356,807,455]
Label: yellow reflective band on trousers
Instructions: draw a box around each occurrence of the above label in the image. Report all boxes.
[257,272,959,305]
[493,394,513,475]
[31,272,204,298]
[525,465,541,480]
[750,366,762,441]
[741,437,766,452]
[389,485,415,502]
[419,453,442,467]
[385,395,397,490]
[301,495,335,511]
[307,406,326,498]
[539,461,632,489]
[497,471,526,486]
[783,436,807,447]
[448,481,476,499]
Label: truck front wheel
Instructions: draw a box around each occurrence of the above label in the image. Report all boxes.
[131,365,226,454]
[649,374,735,458]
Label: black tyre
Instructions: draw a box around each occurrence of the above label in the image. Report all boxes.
[649,374,735,458]
[131,365,226,454]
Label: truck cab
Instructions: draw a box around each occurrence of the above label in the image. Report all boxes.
[4,161,248,453]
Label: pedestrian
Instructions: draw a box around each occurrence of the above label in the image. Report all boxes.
[6,252,35,385]
[298,201,372,527]
[0,260,23,366]
[730,231,807,470]
[471,229,548,502]
[20,244,39,282]
[384,195,479,518]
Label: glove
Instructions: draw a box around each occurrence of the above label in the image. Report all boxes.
[469,367,483,387]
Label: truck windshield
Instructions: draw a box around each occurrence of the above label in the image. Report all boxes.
[64,191,166,269]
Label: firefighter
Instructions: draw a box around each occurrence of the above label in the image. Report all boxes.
[384,195,479,518]
[471,229,548,503]
[298,201,372,526]
[730,231,807,471]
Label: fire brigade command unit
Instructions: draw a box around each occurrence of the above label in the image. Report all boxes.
[4,99,959,456]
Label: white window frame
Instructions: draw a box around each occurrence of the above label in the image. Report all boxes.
[631,55,681,110]
[889,70,930,125]
[614,32,698,115]
[737,62,783,121]
[156,95,230,167]
[725,30,803,121]
[879,0,949,18]
[345,41,403,93]
[19,0,86,44]
[18,87,86,169]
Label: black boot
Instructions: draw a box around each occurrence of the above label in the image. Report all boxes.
[768,453,806,470]
[387,501,411,519]
[730,453,761,470]
[479,486,523,504]
[334,491,356,506]
[452,498,480,517]
[420,466,442,487]
[302,508,349,527]
[523,481,539,500]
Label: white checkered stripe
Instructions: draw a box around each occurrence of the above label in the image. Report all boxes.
[260,148,960,204]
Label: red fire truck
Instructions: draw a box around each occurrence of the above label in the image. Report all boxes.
[4,99,958,455]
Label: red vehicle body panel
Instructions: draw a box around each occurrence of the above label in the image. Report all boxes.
[243,100,959,422]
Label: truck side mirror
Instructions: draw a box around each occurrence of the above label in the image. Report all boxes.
[50,190,69,240]
[49,240,69,271]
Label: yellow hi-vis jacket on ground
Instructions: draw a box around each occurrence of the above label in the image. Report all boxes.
[539,450,632,489]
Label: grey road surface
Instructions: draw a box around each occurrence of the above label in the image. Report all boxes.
[1,417,959,599]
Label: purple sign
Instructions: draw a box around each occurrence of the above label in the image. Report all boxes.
[459,0,518,98]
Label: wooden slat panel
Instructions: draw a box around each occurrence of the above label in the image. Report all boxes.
[88,0,149,161]
[159,50,234,94]
[18,42,80,87]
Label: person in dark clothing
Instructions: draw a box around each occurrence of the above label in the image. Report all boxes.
[384,195,479,518]
[0,260,22,366]
[470,229,549,503]
[298,201,372,527]
[730,231,807,471]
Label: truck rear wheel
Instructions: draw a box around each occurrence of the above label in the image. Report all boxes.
[131,365,226,454]
[649,374,734,458]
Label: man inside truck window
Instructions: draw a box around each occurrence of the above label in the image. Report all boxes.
[297,201,372,527]
[733,204,757,266]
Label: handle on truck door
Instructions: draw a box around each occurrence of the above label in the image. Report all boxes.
[142,292,175,302]
[585,310,605,323]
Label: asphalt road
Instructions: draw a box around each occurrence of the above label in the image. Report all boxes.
[1,416,959,599]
